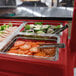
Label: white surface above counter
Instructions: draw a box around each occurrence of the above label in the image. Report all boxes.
[16,7,73,18]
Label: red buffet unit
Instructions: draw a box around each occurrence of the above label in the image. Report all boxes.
[70,0,76,73]
[0,1,76,76]
[0,19,69,76]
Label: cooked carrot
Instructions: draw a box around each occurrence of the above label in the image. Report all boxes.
[20,44,31,51]
[18,51,24,54]
[31,43,39,47]
[10,46,19,50]
[7,50,18,54]
[7,41,56,57]
[30,47,39,53]
[14,41,25,47]
[34,52,46,57]
[26,52,32,55]
[24,50,29,54]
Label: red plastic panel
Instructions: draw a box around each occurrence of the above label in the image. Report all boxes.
[70,0,76,52]
[69,0,76,72]
[0,19,68,76]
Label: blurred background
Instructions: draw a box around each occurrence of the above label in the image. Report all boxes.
[0,0,74,17]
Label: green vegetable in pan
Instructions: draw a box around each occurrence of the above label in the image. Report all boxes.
[0,23,13,31]
[9,23,13,27]
[1,26,5,30]
[1,24,10,31]
[0,26,1,31]
[27,31,34,33]
[33,25,41,32]
[24,25,30,30]
[55,25,61,29]
[6,25,10,28]
[22,30,26,32]
[3,24,7,30]
[23,22,61,34]
[35,22,43,25]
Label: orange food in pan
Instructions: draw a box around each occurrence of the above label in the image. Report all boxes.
[20,44,31,51]
[7,50,18,54]
[41,48,56,56]
[18,50,24,54]
[30,47,39,53]
[14,41,25,47]
[7,40,56,57]
[34,52,46,57]
[24,50,29,54]
[10,46,19,50]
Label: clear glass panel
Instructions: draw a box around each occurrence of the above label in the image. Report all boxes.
[0,0,74,7]
[16,0,74,7]
[0,0,74,17]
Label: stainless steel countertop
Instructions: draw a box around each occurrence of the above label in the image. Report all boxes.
[15,7,73,18]
[0,7,73,18]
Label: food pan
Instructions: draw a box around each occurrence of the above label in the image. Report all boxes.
[21,21,63,35]
[0,20,27,50]
[1,34,61,61]
[18,32,59,41]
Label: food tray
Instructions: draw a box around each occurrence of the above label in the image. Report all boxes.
[1,34,60,61]
[0,20,27,50]
[21,21,63,35]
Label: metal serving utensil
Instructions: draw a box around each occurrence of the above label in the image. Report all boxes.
[38,43,65,48]
[52,24,68,34]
